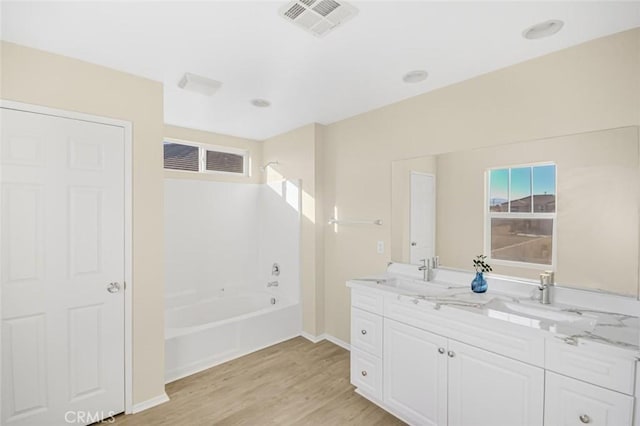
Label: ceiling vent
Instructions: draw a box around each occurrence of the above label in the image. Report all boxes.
[278,0,358,37]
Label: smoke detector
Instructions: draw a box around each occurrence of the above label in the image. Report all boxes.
[178,73,222,96]
[279,0,358,37]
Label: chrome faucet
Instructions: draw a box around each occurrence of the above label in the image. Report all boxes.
[538,272,553,304]
[267,281,279,288]
[418,257,438,282]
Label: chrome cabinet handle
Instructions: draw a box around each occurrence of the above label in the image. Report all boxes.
[411,242,417,246]
[438,347,445,354]
[361,370,367,377]
[107,282,121,293]
[579,414,591,424]
[361,329,367,335]
[447,351,455,358]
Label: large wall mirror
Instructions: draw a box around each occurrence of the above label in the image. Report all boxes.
[391,126,640,298]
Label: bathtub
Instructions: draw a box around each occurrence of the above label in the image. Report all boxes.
[164,289,301,383]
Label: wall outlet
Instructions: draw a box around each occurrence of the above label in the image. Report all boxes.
[377,240,384,254]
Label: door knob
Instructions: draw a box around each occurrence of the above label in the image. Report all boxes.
[579,414,591,424]
[361,370,368,377]
[361,329,367,335]
[107,282,121,293]
[438,347,445,354]
[447,351,455,358]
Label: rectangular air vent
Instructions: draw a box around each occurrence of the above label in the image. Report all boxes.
[278,0,358,37]
[313,0,339,17]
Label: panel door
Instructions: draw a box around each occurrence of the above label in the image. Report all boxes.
[1,108,126,426]
[383,318,448,426]
[545,371,634,426]
[410,172,435,265]
[447,340,544,426]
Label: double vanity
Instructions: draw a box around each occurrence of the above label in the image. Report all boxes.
[347,265,640,426]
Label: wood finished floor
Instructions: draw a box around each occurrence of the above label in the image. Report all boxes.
[114,337,404,426]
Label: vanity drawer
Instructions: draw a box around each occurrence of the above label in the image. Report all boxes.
[384,296,545,367]
[351,307,383,357]
[350,348,382,400]
[544,371,634,426]
[545,339,636,395]
[351,288,384,314]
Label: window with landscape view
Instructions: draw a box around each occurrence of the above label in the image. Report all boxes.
[487,164,556,267]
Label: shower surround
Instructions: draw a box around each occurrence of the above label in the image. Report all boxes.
[164,178,301,382]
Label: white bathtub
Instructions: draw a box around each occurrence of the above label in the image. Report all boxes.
[165,289,301,383]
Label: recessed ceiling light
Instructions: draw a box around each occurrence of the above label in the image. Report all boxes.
[402,70,429,84]
[522,20,564,40]
[251,99,271,108]
[178,72,222,96]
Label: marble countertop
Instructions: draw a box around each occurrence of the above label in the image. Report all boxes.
[347,274,640,357]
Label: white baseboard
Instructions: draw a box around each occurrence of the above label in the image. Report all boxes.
[300,332,351,351]
[324,334,351,351]
[300,331,324,343]
[131,392,170,414]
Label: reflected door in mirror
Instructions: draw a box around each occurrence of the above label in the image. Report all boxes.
[410,172,435,264]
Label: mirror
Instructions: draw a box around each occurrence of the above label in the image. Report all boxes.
[391,126,640,298]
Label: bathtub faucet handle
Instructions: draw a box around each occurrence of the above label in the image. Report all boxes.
[267,281,279,288]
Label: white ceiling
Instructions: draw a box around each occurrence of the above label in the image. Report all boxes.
[2,1,639,140]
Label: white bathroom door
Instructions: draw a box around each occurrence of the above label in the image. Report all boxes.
[409,172,435,264]
[1,108,126,426]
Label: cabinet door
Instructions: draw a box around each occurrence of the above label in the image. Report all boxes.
[351,348,383,401]
[384,318,448,426]
[545,371,634,426]
[448,340,544,426]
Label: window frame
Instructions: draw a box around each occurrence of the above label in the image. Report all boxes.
[163,137,250,177]
[484,161,557,270]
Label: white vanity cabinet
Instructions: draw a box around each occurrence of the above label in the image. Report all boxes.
[383,318,544,426]
[348,285,638,426]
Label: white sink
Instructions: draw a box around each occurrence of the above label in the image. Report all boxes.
[383,277,452,296]
[486,299,597,330]
[353,276,452,296]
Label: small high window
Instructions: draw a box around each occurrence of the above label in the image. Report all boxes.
[163,142,199,172]
[163,140,248,176]
[486,164,556,267]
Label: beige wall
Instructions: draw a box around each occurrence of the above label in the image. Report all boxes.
[1,42,166,404]
[322,28,640,343]
[262,123,325,336]
[164,124,263,184]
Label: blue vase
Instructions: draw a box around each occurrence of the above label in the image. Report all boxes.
[471,272,487,293]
